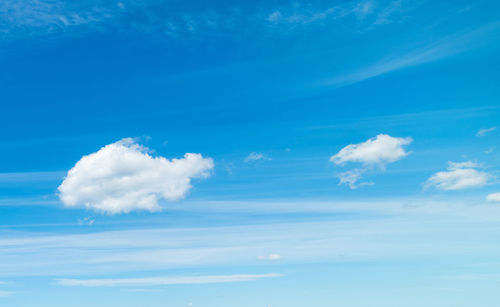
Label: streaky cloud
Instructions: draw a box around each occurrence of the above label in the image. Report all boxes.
[477,127,497,137]
[322,22,500,87]
[56,273,282,287]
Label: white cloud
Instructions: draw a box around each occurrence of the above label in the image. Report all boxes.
[0,290,12,297]
[330,134,411,188]
[487,192,500,202]
[58,138,213,214]
[244,152,271,162]
[56,274,282,287]
[330,134,412,167]
[257,254,281,261]
[425,161,492,191]
[477,127,497,137]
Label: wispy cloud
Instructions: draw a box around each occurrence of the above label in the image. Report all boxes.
[261,0,406,27]
[77,216,95,226]
[3,198,500,277]
[374,0,405,25]
[322,23,500,87]
[56,273,282,287]
[0,0,417,43]
[257,254,281,261]
[244,152,271,163]
[0,0,118,37]
[477,127,497,137]
[0,171,64,183]
[0,195,59,207]
[336,169,374,189]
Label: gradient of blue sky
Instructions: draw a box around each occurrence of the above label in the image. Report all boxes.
[1,0,500,306]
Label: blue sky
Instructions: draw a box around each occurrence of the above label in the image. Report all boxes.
[1,0,500,306]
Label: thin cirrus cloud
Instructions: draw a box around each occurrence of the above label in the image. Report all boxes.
[56,274,282,287]
[424,161,493,191]
[322,23,500,87]
[0,0,120,36]
[4,199,500,277]
[477,127,497,137]
[330,134,412,189]
[0,0,416,43]
[57,138,213,214]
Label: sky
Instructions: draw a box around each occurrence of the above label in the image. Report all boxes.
[1,0,500,306]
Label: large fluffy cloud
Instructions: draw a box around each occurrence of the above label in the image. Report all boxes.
[330,134,413,166]
[330,134,412,188]
[425,161,492,191]
[58,138,214,214]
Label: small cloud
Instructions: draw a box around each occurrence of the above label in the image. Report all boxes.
[330,134,412,188]
[487,192,500,202]
[330,134,412,168]
[117,2,125,9]
[58,138,214,214]
[257,254,281,261]
[267,11,281,23]
[424,161,493,191]
[0,290,12,297]
[477,127,497,137]
[78,216,95,226]
[244,152,271,163]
